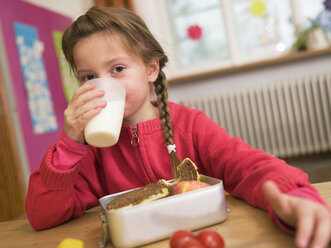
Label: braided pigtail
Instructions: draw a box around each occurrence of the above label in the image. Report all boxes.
[154,71,181,178]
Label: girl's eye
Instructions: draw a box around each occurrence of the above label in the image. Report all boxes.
[112,66,125,74]
[81,74,96,82]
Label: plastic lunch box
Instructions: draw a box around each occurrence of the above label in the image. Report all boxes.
[98,175,228,248]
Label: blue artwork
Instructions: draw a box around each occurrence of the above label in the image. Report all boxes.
[14,22,57,134]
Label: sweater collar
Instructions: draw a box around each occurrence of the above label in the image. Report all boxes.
[121,101,176,136]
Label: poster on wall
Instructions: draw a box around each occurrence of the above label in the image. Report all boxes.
[0,0,74,173]
[14,22,58,134]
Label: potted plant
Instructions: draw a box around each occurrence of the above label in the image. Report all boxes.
[292,0,331,51]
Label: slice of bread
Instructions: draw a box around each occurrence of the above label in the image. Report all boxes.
[107,182,169,210]
[177,158,200,181]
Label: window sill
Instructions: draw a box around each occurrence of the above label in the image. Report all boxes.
[169,46,331,84]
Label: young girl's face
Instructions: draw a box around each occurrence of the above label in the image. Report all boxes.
[73,32,160,126]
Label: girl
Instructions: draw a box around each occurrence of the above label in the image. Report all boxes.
[25,6,331,248]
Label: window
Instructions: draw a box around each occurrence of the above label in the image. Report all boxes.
[168,0,228,66]
[134,0,330,79]
[231,0,294,56]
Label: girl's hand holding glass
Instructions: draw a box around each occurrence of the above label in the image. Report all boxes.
[63,82,106,144]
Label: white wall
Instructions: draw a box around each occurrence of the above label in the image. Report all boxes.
[23,0,94,20]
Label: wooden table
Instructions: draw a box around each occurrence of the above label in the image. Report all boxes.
[1,182,330,248]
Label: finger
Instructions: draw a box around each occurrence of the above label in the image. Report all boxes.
[63,99,106,139]
[71,82,96,102]
[73,87,105,106]
[65,100,106,131]
[71,88,105,110]
[295,210,314,248]
[76,107,104,127]
[310,210,331,248]
[66,107,103,136]
[64,102,104,129]
[73,100,107,121]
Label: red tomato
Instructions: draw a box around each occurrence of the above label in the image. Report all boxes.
[170,230,196,248]
[196,230,225,248]
[180,239,206,248]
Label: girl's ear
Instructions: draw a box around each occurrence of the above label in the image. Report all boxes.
[147,59,160,83]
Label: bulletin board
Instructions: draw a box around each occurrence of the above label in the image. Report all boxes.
[0,0,74,172]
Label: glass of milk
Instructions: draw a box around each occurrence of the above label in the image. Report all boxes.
[84,78,126,147]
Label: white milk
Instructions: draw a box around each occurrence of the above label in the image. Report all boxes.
[84,100,125,147]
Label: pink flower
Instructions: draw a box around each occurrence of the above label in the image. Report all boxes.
[324,0,331,10]
[187,25,203,40]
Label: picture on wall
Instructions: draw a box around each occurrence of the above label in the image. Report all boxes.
[14,22,58,134]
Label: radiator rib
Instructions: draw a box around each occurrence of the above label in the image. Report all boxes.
[180,72,331,158]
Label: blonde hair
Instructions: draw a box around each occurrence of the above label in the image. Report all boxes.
[62,6,180,176]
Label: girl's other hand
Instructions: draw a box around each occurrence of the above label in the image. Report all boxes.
[263,180,331,248]
[63,82,106,144]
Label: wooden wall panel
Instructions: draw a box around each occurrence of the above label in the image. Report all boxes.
[0,67,25,221]
[94,0,135,11]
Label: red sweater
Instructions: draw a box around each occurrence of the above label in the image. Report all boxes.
[25,102,322,230]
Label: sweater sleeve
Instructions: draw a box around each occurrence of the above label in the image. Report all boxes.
[25,130,107,231]
[53,130,90,170]
[192,111,314,211]
[268,186,331,234]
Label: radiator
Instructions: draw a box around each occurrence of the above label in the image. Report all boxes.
[180,72,331,158]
